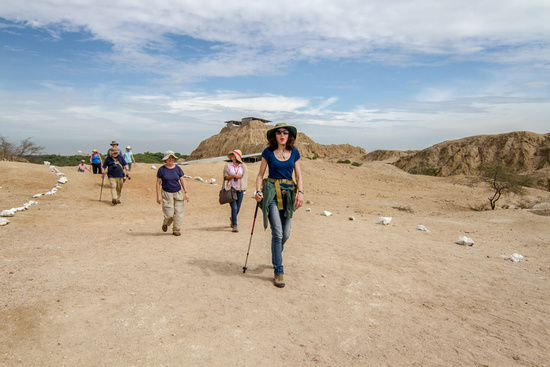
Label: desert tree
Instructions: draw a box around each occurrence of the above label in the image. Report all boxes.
[0,135,16,160]
[15,137,44,156]
[0,136,44,161]
[478,163,531,210]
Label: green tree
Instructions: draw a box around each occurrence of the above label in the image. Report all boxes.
[478,164,531,210]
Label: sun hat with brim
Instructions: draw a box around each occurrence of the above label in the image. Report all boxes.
[92,149,97,152]
[267,122,297,139]
[126,146,131,149]
[110,141,119,146]
[227,149,243,162]
[162,150,178,162]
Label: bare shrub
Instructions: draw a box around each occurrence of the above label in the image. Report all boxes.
[0,136,44,161]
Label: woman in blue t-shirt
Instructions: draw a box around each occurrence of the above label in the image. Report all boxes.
[156,150,190,236]
[255,123,304,288]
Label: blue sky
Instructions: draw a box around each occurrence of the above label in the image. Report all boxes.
[1,0,549,156]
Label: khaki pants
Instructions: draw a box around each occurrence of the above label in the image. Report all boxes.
[108,177,124,201]
[162,189,185,232]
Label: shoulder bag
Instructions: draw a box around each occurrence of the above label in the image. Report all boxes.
[219,171,237,204]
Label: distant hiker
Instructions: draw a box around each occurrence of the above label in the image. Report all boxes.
[123,146,136,171]
[223,149,248,233]
[255,123,304,288]
[102,148,130,205]
[90,149,103,174]
[76,160,92,173]
[156,151,189,236]
[106,140,122,158]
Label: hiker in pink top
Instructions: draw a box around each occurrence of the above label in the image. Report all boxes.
[77,160,92,172]
[223,149,248,233]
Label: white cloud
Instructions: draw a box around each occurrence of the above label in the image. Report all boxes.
[2,0,550,78]
[1,85,548,155]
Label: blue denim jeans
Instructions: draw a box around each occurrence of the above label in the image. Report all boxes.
[268,197,292,275]
[229,190,244,226]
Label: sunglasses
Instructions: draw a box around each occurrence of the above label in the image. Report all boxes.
[276,130,290,135]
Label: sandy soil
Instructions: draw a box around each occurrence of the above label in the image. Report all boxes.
[1,159,549,366]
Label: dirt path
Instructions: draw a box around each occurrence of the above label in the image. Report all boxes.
[1,160,549,366]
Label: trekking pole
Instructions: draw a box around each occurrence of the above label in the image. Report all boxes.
[99,174,105,201]
[243,201,260,273]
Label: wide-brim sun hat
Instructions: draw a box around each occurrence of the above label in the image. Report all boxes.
[227,149,243,162]
[267,122,297,139]
[92,149,97,152]
[126,146,131,149]
[162,150,178,162]
[110,140,119,145]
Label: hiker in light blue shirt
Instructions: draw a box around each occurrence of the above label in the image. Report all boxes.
[123,146,136,171]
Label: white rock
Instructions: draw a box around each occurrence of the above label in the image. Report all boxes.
[1,209,15,217]
[209,178,216,184]
[33,193,43,198]
[58,177,68,184]
[416,225,429,232]
[0,218,9,226]
[509,253,524,262]
[43,161,50,165]
[377,217,392,225]
[151,165,157,169]
[321,210,332,216]
[56,172,65,176]
[457,236,475,246]
[305,208,311,212]
[349,216,356,221]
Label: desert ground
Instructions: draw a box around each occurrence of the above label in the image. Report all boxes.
[1,159,549,366]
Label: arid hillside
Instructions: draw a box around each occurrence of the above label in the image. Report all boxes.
[391,131,550,184]
[363,149,417,163]
[189,124,549,190]
[187,120,366,160]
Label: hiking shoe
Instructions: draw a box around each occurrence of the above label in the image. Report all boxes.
[116,199,121,204]
[232,226,238,233]
[274,274,285,288]
[162,224,168,232]
[112,199,117,205]
[173,231,181,236]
